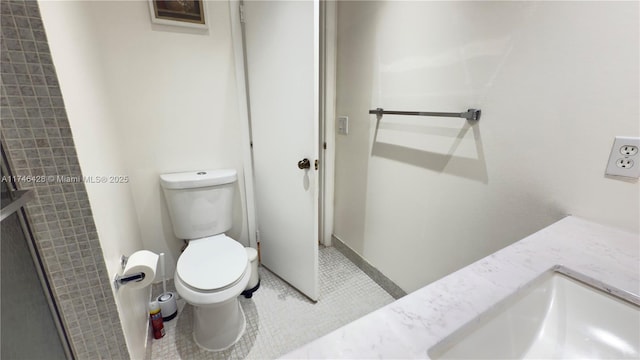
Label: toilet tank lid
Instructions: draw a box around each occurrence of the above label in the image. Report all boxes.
[160,169,237,189]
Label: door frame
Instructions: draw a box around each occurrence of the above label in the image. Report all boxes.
[320,0,337,247]
[229,0,257,249]
[228,0,336,250]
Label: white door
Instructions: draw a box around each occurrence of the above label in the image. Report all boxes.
[243,0,319,300]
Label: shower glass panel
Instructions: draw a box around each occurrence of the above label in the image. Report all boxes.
[1,164,71,359]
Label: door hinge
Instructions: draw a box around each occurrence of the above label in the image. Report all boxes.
[239,4,246,23]
[323,142,327,150]
[315,159,319,170]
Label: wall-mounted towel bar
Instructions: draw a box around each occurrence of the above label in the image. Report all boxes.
[369,108,481,121]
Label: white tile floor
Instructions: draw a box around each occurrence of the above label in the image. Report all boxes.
[149,246,396,359]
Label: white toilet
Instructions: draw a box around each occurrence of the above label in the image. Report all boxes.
[160,169,250,351]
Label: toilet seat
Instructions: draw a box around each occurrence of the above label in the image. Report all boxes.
[176,234,248,292]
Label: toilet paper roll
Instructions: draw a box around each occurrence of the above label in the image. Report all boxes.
[122,250,158,289]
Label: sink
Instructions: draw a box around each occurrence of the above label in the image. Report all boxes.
[429,271,640,359]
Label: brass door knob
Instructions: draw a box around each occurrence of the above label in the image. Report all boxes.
[297,158,310,169]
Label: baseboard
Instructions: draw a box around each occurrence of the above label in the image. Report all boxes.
[331,235,407,300]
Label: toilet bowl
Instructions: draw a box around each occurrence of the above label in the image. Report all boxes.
[174,235,250,351]
[160,169,250,351]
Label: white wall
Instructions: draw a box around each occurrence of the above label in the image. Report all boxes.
[40,0,247,358]
[39,2,148,359]
[334,1,639,293]
[80,0,248,276]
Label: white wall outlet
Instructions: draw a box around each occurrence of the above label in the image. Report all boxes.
[337,116,349,135]
[616,158,634,169]
[605,136,640,178]
[620,145,638,156]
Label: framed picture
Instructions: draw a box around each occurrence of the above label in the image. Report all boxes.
[148,0,208,29]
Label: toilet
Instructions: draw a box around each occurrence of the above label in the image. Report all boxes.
[160,169,250,351]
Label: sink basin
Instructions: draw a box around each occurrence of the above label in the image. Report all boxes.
[429,271,640,359]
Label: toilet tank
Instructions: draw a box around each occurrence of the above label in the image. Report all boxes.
[160,169,237,240]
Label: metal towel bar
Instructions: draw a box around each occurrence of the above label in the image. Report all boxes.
[369,108,481,121]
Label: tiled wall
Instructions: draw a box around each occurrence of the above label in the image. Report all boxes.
[0,0,129,358]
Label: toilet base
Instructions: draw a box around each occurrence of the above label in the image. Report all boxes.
[241,280,261,299]
[192,298,246,352]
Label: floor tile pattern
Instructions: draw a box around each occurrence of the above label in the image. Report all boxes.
[150,246,395,359]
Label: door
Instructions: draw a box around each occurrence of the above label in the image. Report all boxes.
[243,0,320,300]
[1,152,72,359]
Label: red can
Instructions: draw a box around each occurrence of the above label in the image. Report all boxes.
[149,301,165,339]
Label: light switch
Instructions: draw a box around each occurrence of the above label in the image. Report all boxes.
[337,116,348,135]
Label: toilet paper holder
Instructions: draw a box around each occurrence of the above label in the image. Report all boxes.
[114,272,146,291]
[113,254,148,291]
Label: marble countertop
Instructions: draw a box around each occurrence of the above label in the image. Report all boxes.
[283,216,640,359]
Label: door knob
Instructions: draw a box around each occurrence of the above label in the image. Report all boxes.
[297,158,310,169]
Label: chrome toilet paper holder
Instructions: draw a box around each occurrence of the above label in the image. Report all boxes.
[114,272,146,291]
[120,254,129,269]
[113,254,144,291]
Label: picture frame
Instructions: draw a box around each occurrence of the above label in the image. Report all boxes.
[148,0,208,29]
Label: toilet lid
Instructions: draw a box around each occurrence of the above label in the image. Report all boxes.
[176,235,248,291]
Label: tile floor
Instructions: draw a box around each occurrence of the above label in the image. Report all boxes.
[149,246,396,359]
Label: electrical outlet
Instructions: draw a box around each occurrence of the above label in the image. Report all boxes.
[616,158,634,168]
[620,145,638,156]
[605,136,640,178]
